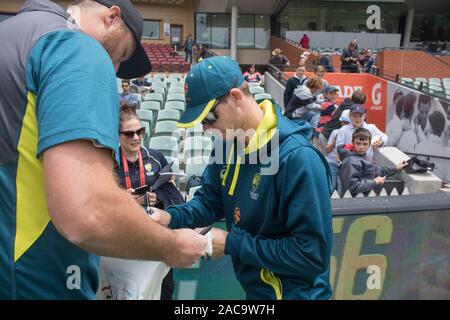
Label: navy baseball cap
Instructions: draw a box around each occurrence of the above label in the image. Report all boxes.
[94,0,151,78]
[325,86,339,93]
[350,104,366,114]
[177,56,245,128]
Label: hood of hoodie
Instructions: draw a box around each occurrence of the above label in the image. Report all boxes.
[214,99,313,196]
[19,0,74,22]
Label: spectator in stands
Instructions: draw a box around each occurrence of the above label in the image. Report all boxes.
[285,77,324,134]
[0,0,205,300]
[396,93,418,152]
[105,103,185,300]
[119,79,140,108]
[339,128,407,197]
[313,65,329,104]
[335,104,388,158]
[314,65,329,89]
[183,34,195,64]
[195,43,207,62]
[269,48,290,70]
[243,64,262,85]
[283,65,308,107]
[326,109,351,193]
[360,49,376,73]
[316,86,340,153]
[341,39,359,73]
[415,94,432,143]
[319,54,335,73]
[321,90,366,144]
[131,76,153,94]
[151,56,333,300]
[299,34,310,49]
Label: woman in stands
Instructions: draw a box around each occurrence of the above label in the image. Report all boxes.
[99,102,184,300]
[341,39,360,73]
[243,64,262,84]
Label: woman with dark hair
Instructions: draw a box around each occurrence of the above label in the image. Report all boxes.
[341,40,359,73]
[98,102,184,300]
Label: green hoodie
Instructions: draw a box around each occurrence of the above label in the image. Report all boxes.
[168,100,333,300]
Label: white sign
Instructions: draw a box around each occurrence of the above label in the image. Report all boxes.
[164,23,170,37]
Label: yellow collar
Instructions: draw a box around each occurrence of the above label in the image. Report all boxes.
[244,100,278,154]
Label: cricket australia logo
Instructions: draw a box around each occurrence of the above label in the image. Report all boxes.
[250,173,261,200]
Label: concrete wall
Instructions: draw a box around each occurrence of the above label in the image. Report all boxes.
[374,147,443,194]
[263,72,285,110]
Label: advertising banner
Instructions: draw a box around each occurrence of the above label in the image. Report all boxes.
[385,82,450,181]
[286,72,388,131]
[174,211,450,300]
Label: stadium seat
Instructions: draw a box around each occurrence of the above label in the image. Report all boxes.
[183,136,213,160]
[429,78,442,85]
[143,93,164,108]
[185,156,210,183]
[137,110,154,133]
[250,87,265,95]
[167,93,185,103]
[169,81,184,88]
[168,73,181,80]
[152,87,166,98]
[157,109,180,122]
[151,81,167,92]
[140,101,161,122]
[153,73,166,81]
[140,121,151,147]
[154,120,179,136]
[185,123,204,137]
[248,82,261,88]
[148,136,179,157]
[164,101,185,112]
[168,87,185,94]
[415,77,428,84]
[254,93,272,101]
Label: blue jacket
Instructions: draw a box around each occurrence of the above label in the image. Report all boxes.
[168,100,333,300]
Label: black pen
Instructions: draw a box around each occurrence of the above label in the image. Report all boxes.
[199,226,212,235]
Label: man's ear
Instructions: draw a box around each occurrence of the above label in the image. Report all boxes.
[104,6,121,28]
[229,88,243,106]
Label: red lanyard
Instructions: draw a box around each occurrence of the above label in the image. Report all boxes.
[121,150,145,189]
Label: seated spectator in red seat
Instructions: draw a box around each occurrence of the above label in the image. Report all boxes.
[243,64,262,85]
[338,128,407,197]
[119,80,140,109]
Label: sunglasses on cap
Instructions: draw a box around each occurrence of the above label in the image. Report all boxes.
[120,127,146,138]
[202,78,238,126]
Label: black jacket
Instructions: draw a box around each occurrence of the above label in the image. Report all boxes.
[116,147,184,209]
[338,147,397,196]
[283,76,308,107]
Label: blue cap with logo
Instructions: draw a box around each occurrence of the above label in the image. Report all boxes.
[177,56,245,128]
[350,104,366,114]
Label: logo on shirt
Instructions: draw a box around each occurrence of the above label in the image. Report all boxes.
[145,163,153,174]
[250,173,261,200]
[234,207,241,225]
